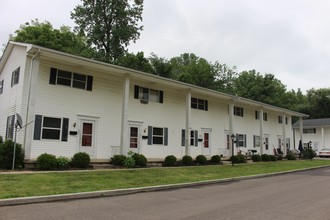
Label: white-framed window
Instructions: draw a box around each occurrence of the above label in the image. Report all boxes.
[191,98,208,111]
[0,80,3,94]
[234,106,244,117]
[181,129,198,146]
[6,115,15,140]
[236,134,246,147]
[303,128,316,134]
[11,67,20,87]
[147,126,168,145]
[134,85,163,104]
[34,115,69,141]
[49,68,93,91]
[253,135,260,148]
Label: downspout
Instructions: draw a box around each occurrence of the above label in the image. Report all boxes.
[23,50,40,157]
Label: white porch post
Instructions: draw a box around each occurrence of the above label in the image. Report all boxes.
[321,127,325,148]
[120,75,130,155]
[282,113,287,157]
[229,101,235,156]
[299,117,303,144]
[185,90,191,156]
[259,108,264,155]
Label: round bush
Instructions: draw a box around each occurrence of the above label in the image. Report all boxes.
[132,153,147,167]
[0,140,24,169]
[37,153,57,170]
[210,155,221,164]
[71,152,90,169]
[57,156,70,170]
[164,155,177,166]
[237,154,247,163]
[195,155,207,165]
[269,155,277,161]
[261,154,270,162]
[303,148,315,160]
[111,155,127,166]
[123,156,135,168]
[286,153,296,160]
[230,155,241,164]
[251,154,261,162]
[182,155,193,166]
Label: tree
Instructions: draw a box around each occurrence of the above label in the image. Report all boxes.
[213,63,238,95]
[115,51,153,73]
[71,0,144,63]
[148,53,172,78]
[304,88,330,118]
[11,20,95,58]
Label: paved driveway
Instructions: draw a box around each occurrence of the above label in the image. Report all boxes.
[1,167,330,220]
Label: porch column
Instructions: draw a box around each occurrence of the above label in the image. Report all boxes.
[185,90,191,156]
[282,113,287,157]
[229,101,235,156]
[120,75,130,155]
[299,116,303,144]
[259,108,264,155]
[321,127,325,148]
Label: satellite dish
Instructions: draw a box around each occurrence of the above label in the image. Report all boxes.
[15,113,23,129]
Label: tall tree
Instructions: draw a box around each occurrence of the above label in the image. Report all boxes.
[148,53,172,78]
[305,88,330,118]
[115,51,153,73]
[71,0,144,63]
[11,20,95,58]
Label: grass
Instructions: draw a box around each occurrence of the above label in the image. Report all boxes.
[1,160,330,199]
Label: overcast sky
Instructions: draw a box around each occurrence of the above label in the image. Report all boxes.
[1,0,330,93]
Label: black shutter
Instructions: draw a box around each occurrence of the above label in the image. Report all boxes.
[164,128,168,146]
[49,68,57,85]
[205,100,208,111]
[87,76,93,91]
[61,118,69,141]
[244,135,247,147]
[34,115,42,140]
[147,126,152,145]
[134,85,139,99]
[181,129,185,146]
[195,130,198,146]
[159,90,164,103]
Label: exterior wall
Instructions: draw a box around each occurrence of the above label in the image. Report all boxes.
[293,127,330,153]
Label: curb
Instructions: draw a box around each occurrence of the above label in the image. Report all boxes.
[0,165,329,207]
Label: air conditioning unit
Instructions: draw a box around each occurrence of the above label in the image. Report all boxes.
[140,99,149,104]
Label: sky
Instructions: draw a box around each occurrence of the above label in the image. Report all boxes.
[1,0,330,93]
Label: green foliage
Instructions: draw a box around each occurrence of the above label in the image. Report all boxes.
[164,155,177,166]
[0,140,24,169]
[115,52,153,73]
[71,152,91,169]
[111,155,127,166]
[230,155,241,164]
[251,154,261,162]
[269,155,277,161]
[0,136,3,144]
[303,148,315,160]
[261,154,271,162]
[195,155,207,165]
[149,53,173,78]
[286,153,296,160]
[237,153,247,163]
[303,88,330,118]
[36,153,57,170]
[182,155,193,166]
[57,156,70,170]
[277,155,283,160]
[210,155,221,164]
[71,0,144,63]
[123,157,135,168]
[132,153,147,167]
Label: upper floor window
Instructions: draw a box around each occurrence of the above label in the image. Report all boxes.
[255,111,267,121]
[49,68,93,91]
[0,80,3,94]
[234,106,244,117]
[134,85,163,104]
[303,128,316,134]
[11,67,20,87]
[191,98,208,111]
[278,116,283,124]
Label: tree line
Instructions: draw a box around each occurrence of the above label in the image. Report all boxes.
[4,0,330,119]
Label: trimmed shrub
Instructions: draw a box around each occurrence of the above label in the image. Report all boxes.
[37,153,57,170]
[251,154,261,162]
[71,152,91,169]
[164,155,177,166]
[230,155,241,164]
[286,153,296,160]
[303,148,315,160]
[195,155,207,165]
[132,153,147,167]
[261,154,270,162]
[210,155,221,164]
[111,155,127,166]
[237,153,247,163]
[123,157,135,168]
[182,155,193,166]
[0,140,24,169]
[57,156,70,170]
[269,155,277,161]
[277,155,283,160]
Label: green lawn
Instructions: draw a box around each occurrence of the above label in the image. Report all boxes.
[1,160,330,199]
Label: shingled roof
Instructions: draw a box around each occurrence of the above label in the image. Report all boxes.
[292,118,330,128]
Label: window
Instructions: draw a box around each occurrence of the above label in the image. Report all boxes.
[303,128,316,134]
[226,134,230,149]
[236,134,246,147]
[253,135,260,148]
[255,111,259,119]
[0,80,3,94]
[134,85,163,104]
[181,129,198,146]
[278,116,283,124]
[11,67,20,87]
[263,113,268,121]
[81,123,93,146]
[6,115,15,140]
[130,127,138,148]
[34,115,69,141]
[147,126,168,145]
[265,137,269,150]
[234,106,244,117]
[285,117,288,124]
[191,98,208,111]
[255,111,267,121]
[49,68,93,91]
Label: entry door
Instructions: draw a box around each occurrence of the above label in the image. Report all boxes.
[79,120,95,157]
[128,122,142,154]
[202,129,212,155]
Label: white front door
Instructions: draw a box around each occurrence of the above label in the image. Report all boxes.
[128,122,142,154]
[79,119,95,157]
[202,128,212,155]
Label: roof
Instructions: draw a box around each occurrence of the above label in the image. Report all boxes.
[1,41,309,118]
[292,118,330,128]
